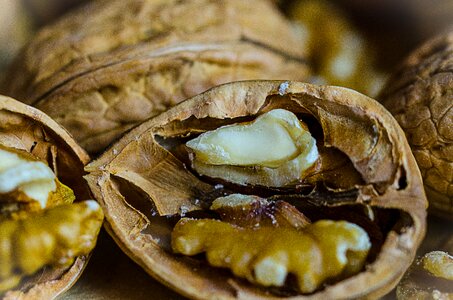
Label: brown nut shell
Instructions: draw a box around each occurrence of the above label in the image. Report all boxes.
[85,81,427,299]
[380,32,453,220]
[1,0,309,154]
[0,95,92,299]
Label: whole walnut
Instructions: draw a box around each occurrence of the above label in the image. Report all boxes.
[380,32,453,220]
[2,0,309,154]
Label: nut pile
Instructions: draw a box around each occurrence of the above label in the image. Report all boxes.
[1,0,452,299]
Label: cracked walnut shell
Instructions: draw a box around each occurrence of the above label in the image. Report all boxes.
[380,32,453,220]
[1,0,309,154]
[0,96,101,299]
[85,81,427,299]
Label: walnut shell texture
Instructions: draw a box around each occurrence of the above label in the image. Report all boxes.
[85,81,427,299]
[2,0,309,154]
[380,32,453,220]
[0,96,92,299]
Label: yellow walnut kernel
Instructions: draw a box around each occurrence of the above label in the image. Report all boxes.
[422,251,453,281]
[186,109,319,187]
[172,218,370,293]
[397,251,453,300]
[0,200,104,292]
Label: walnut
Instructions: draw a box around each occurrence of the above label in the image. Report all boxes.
[288,0,386,97]
[0,96,103,299]
[0,201,103,293]
[210,194,311,228]
[422,251,453,281]
[85,81,426,299]
[186,109,319,187]
[0,146,75,213]
[1,0,309,154]
[379,31,453,220]
[397,250,453,299]
[172,217,370,293]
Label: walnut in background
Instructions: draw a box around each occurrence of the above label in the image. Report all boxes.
[380,32,453,220]
[2,0,310,154]
[23,0,88,27]
[287,0,387,97]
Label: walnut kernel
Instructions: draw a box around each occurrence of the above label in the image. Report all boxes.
[0,200,103,292]
[187,109,319,187]
[422,251,453,281]
[210,194,311,228]
[172,218,370,293]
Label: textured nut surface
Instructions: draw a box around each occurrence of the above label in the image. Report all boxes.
[85,81,426,299]
[172,218,370,293]
[422,251,453,281]
[380,32,453,220]
[211,194,311,228]
[0,201,103,293]
[2,0,309,154]
[0,96,101,299]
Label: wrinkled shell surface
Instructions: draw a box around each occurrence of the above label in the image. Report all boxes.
[86,81,426,299]
[2,0,309,153]
[0,96,91,299]
[380,32,453,220]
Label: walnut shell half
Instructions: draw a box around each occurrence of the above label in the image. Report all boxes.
[0,95,94,299]
[85,81,427,299]
[2,0,309,154]
[379,31,453,220]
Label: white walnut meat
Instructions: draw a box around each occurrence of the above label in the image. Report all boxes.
[85,81,427,299]
[0,146,73,213]
[379,31,453,220]
[1,0,309,154]
[186,109,319,187]
[0,96,103,299]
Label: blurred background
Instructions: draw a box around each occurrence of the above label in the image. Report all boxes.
[0,0,451,299]
[1,0,452,94]
[1,0,452,88]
